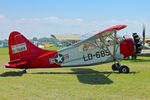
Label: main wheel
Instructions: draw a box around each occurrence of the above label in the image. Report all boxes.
[112,63,120,71]
[118,65,130,73]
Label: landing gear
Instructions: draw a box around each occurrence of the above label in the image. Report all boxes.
[112,63,130,73]
[118,65,129,73]
[22,69,27,74]
[112,63,120,71]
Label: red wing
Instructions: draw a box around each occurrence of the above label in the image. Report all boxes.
[98,24,127,35]
[87,24,126,41]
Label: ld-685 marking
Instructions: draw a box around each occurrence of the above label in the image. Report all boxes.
[83,49,110,61]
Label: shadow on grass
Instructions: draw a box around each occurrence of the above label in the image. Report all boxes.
[32,68,113,85]
[71,68,113,85]
[0,71,25,77]
[31,68,138,85]
[71,69,137,85]
[31,69,138,75]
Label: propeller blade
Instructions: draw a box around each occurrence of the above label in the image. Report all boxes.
[142,24,146,47]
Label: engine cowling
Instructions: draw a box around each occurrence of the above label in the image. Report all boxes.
[120,38,135,58]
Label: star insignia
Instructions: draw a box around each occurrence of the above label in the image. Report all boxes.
[55,54,64,64]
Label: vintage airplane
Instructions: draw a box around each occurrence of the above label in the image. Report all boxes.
[5,24,145,73]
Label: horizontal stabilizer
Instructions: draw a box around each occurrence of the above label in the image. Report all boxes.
[5,59,28,69]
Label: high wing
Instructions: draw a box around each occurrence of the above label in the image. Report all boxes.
[82,24,126,42]
[71,24,127,49]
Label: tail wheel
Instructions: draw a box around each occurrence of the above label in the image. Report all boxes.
[22,69,27,74]
[118,65,130,73]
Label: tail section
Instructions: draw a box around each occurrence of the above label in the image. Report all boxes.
[8,31,48,61]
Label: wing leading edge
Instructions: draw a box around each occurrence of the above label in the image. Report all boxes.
[88,24,127,41]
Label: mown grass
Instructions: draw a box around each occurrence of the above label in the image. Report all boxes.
[0,47,150,100]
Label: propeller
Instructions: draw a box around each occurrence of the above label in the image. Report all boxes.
[142,24,146,47]
[131,24,146,59]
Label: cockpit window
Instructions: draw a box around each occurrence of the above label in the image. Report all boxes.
[79,39,105,52]
[79,31,120,52]
[79,40,96,52]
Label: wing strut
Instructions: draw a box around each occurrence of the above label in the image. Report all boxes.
[99,31,120,68]
[113,31,117,59]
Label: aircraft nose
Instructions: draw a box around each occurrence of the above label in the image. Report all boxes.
[120,38,135,58]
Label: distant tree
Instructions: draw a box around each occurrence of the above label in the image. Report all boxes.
[1,39,8,47]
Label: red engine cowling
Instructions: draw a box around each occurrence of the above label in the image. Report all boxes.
[120,38,135,58]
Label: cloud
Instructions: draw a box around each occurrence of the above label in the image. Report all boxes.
[0,14,5,19]
[0,15,86,39]
[15,17,84,25]
[0,13,149,40]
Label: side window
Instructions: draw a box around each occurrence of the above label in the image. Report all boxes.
[95,39,105,49]
[80,40,95,51]
[104,36,113,46]
[78,31,119,52]
[103,33,119,46]
[79,39,104,52]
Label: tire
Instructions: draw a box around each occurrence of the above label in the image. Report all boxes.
[118,65,130,73]
[112,63,120,71]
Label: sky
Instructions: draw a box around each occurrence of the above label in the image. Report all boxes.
[0,0,150,39]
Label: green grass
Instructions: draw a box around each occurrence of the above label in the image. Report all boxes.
[0,47,150,100]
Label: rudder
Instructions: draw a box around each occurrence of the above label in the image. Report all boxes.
[8,31,48,61]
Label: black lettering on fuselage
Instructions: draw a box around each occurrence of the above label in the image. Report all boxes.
[83,49,110,61]
[88,53,93,60]
[83,55,88,61]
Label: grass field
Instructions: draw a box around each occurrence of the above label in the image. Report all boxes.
[0,47,150,100]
